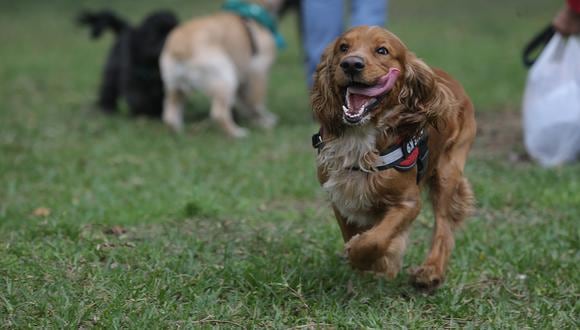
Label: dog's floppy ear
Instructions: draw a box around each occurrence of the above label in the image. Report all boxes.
[399,53,452,125]
[311,39,344,135]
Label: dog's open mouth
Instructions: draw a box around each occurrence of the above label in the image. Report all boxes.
[342,68,400,124]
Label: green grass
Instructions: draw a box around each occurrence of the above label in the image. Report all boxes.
[1,0,578,328]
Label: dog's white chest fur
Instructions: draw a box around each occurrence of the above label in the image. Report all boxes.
[318,127,380,227]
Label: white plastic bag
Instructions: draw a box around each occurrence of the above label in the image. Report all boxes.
[523,33,580,167]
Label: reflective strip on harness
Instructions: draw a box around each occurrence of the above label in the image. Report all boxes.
[376,148,404,167]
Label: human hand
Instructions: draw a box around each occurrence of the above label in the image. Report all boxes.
[553,6,580,36]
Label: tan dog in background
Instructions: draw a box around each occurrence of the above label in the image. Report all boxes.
[312,26,476,290]
[161,0,283,137]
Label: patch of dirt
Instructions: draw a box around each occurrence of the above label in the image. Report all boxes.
[103,225,127,236]
[473,108,531,163]
[31,207,51,217]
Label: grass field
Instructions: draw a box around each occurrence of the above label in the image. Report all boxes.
[1,0,578,328]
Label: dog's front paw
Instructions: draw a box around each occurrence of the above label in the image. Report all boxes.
[409,264,445,291]
[345,233,384,271]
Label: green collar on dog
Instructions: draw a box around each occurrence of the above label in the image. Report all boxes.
[222,0,286,49]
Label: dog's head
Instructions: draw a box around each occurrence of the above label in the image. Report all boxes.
[312,26,452,135]
[136,10,178,42]
[131,10,179,64]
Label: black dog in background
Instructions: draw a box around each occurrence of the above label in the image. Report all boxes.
[78,10,178,118]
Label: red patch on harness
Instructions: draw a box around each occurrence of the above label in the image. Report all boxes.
[398,148,419,167]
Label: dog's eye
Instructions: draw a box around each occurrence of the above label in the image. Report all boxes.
[376,47,389,55]
[339,44,349,53]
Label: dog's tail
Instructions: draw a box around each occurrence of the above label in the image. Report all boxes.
[77,10,129,39]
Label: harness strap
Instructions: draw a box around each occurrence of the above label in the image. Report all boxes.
[240,17,258,56]
[222,0,286,49]
[312,130,324,150]
[312,129,429,183]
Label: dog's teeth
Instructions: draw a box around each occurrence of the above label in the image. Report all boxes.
[342,105,349,112]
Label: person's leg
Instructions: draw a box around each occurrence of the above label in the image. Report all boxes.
[350,0,388,27]
[301,0,344,88]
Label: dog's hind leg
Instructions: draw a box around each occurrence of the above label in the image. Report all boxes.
[344,196,421,279]
[160,54,187,131]
[335,205,408,279]
[163,88,186,132]
[209,87,248,138]
[410,152,475,290]
[200,60,248,138]
[371,230,409,279]
[238,72,277,129]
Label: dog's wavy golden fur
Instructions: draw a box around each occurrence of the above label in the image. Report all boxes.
[312,26,476,289]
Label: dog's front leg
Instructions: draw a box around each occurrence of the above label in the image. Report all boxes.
[410,162,474,290]
[97,51,121,113]
[345,201,420,278]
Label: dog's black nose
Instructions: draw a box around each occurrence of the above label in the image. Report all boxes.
[340,56,365,74]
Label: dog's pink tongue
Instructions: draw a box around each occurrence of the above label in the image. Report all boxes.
[348,68,401,97]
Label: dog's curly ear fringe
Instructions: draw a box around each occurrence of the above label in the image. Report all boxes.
[311,40,343,136]
[399,54,455,127]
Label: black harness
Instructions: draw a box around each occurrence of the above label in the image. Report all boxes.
[312,129,430,183]
[240,17,258,56]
